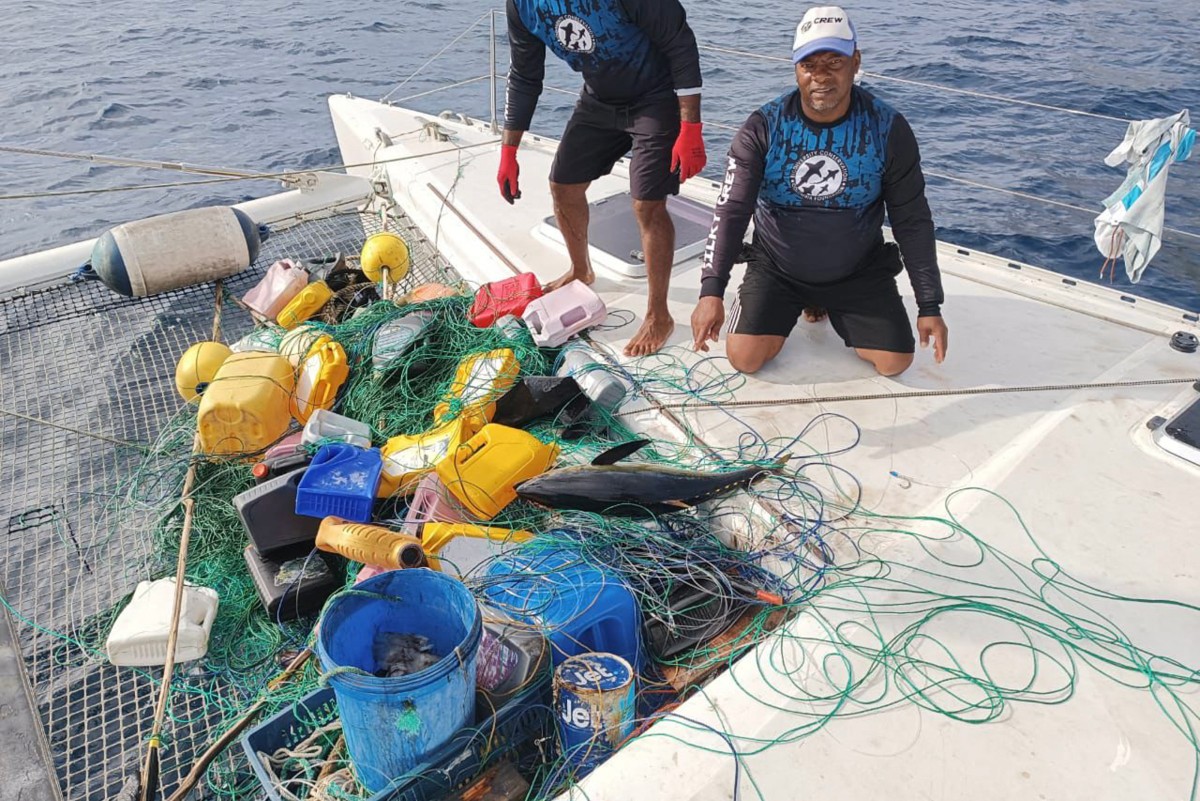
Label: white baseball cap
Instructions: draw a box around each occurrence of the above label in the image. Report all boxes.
[792,6,857,63]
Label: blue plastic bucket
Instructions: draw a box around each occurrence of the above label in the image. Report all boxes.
[316,568,482,794]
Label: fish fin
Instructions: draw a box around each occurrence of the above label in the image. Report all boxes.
[662,499,691,509]
[591,439,652,466]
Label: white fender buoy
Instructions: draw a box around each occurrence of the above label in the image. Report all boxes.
[90,206,264,297]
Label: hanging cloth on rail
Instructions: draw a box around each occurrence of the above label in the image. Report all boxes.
[1094,110,1195,283]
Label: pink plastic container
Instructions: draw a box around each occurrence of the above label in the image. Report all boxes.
[521,280,607,348]
[402,472,478,535]
[243,259,309,318]
[262,431,304,462]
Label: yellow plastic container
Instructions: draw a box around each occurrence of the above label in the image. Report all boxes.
[316,516,426,569]
[433,349,520,424]
[378,412,486,498]
[276,281,333,329]
[436,424,559,519]
[197,352,295,457]
[291,337,349,423]
[420,522,533,572]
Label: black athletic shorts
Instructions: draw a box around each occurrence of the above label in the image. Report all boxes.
[550,91,680,201]
[728,240,916,353]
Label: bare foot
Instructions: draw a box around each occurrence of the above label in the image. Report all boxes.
[803,307,828,323]
[543,266,595,293]
[623,313,675,357]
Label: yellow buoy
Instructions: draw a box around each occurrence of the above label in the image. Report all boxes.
[360,232,410,283]
[175,341,233,403]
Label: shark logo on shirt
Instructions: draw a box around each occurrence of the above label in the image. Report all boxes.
[555,15,595,53]
[792,151,847,199]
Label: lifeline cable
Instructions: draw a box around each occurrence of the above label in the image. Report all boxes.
[618,375,1200,416]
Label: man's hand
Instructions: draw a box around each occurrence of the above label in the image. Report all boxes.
[917,315,948,363]
[691,296,725,351]
[497,144,521,204]
[671,121,706,183]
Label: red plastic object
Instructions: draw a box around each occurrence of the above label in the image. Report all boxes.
[470,274,543,328]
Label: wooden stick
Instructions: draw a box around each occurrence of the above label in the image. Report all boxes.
[139,281,224,801]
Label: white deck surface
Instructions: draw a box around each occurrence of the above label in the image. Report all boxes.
[330,95,1200,800]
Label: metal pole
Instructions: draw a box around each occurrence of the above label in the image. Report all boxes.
[489,9,498,132]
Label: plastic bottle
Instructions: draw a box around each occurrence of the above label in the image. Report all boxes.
[303,409,372,449]
[243,259,309,318]
[477,605,548,702]
[470,273,543,328]
[521,280,607,348]
[196,352,295,457]
[105,578,219,666]
[315,517,427,569]
[419,522,534,575]
[277,281,333,329]
[435,424,560,519]
[556,348,628,412]
[372,311,435,375]
[292,339,350,424]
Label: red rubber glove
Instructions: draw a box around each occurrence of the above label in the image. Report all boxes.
[497,144,521,204]
[671,121,706,183]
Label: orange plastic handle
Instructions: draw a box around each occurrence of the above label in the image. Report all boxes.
[316,516,427,569]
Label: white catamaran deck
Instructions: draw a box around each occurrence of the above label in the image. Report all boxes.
[331,94,1200,800]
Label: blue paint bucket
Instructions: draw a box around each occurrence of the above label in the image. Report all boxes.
[554,652,636,772]
[316,568,482,794]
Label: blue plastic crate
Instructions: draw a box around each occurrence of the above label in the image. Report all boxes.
[242,676,553,801]
[241,687,341,801]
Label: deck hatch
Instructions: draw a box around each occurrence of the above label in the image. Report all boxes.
[539,192,714,278]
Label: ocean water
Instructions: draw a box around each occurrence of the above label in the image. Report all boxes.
[1,0,1197,310]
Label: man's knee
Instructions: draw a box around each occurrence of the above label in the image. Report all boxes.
[550,181,588,204]
[727,337,782,374]
[865,350,913,376]
[632,198,669,226]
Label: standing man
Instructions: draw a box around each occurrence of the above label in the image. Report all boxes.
[690,6,948,376]
[499,0,707,357]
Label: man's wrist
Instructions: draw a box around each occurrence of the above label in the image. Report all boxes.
[678,92,701,124]
[699,277,726,299]
[917,304,941,318]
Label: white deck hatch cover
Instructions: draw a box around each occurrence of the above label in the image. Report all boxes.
[537,192,714,277]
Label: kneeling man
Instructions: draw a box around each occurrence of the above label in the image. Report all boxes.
[691,6,947,375]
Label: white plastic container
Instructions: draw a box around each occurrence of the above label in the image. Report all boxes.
[229,328,281,354]
[303,409,372,449]
[521,281,607,348]
[105,578,219,667]
[556,348,628,411]
[243,259,309,318]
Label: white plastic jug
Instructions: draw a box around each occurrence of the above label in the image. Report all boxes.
[303,409,372,449]
[106,578,219,667]
[521,280,607,348]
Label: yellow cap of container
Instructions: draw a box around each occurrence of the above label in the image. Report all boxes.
[175,341,233,403]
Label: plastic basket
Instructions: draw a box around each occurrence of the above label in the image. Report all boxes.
[242,675,553,801]
[241,687,340,801]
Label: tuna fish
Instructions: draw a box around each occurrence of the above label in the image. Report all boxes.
[515,440,788,517]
